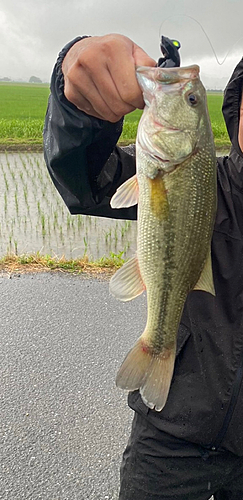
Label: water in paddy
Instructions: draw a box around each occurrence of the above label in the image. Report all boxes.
[0,152,137,260]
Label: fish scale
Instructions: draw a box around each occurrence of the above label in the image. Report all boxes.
[110,64,217,411]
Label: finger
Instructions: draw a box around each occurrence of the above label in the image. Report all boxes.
[76,35,146,111]
[78,47,139,119]
[106,44,156,109]
[132,44,157,68]
[65,69,134,122]
[88,65,139,119]
[106,53,143,109]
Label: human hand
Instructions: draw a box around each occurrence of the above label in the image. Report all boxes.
[62,34,156,122]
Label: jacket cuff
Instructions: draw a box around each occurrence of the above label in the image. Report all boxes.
[57,36,91,63]
[51,36,91,108]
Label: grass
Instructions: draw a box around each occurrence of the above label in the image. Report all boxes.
[0,83,230,149]
[0,251,125,277]
[207,93,228,146]
[0,83,49,147]
[0,82,50,120]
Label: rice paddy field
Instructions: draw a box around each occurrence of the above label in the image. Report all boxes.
[0,82,229,265]
[0,82,229,148]
[0,151,137,263]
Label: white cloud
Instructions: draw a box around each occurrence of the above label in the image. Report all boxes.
[0,0,243,84]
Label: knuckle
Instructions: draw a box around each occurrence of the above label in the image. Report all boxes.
[63,82,75,103]
[64,65,78,86]
[105,110,122,123]
[109,116,123,123]
[98,34,124,56]
[112,101,125,116]
[78,51,91,70]
[120,87,139,106]
[64,84,83,109]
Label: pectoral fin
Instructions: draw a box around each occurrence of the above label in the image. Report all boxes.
[109,255,145,301]
[193,249,215,296]
[110,175,138,209]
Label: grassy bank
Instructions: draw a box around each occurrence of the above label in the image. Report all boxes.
[0,252,125,276]
[0,83,230,149]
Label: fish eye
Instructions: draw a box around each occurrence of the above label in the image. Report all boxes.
[187,93,198,106]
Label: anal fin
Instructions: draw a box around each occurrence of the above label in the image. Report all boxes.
[193,248,215,296]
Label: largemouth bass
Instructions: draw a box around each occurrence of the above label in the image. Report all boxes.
[110,65,217,411]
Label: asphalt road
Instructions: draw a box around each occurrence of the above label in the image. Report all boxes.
[0,272,148,500]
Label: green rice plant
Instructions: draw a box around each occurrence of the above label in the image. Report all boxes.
[105,229,112,244]
[210,121,229,144]
[0,85,230,147]
[97,250,125,268]
[114,228,118,244]
[4,192,7,213]
[9,167,16,181]
[77,215,83,229]
[83,236,88,254]
[0,118,44,140]
[3,172,9,191]
[59,226,64,242]
[119,121,139,143]
[40,213,46,236]
[5,153,10,168]
[14,192,19,215]
[0,83,50,120]
[120,220,133,239]
[23,186,28,204]
[20,155,27,171]
[66,214,72,229]
[53,210,58,229]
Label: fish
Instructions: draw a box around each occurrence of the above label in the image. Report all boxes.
[109,65,217,412]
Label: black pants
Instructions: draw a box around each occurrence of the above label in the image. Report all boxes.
[119,413,243,500]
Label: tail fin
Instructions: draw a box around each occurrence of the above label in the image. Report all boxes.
[116,338,176,412]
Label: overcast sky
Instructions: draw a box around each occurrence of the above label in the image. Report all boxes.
[1,0,243,88]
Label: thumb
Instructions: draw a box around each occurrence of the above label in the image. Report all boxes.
[132,43,157,68]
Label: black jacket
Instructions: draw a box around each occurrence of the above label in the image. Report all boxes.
[44,41,243,456]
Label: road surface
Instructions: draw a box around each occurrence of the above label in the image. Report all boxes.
[0,272,147,500]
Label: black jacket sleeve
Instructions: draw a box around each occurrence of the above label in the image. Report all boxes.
[219,58,243,193]
[216,58,243,235]
[43,38,137,220]
[222,57,243,154]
